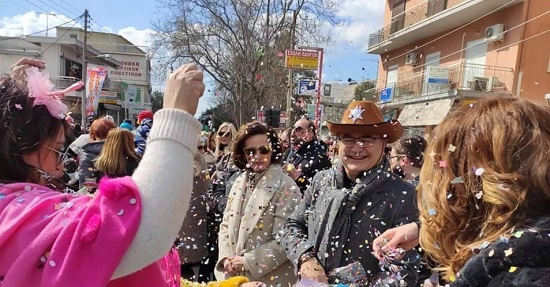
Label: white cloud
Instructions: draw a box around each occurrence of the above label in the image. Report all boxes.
[334,0,386,50]
[0,11,80,37]
[117,27,155,49]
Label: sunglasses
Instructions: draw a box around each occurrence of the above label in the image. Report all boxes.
[43,145,69,164]
[293,126,306,132]
[244,145,271,156]
[218,130,231,138]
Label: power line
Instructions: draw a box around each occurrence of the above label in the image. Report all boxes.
[22,0,71,23]
[379,29,550,90]
[56,0,82,15]
[41,15,84,54]
[45,0,81,19]
[386,0,519,62]
[6,0,34,13]
[0,14,83,41]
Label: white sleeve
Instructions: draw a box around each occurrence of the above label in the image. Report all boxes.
[112,108,201,279]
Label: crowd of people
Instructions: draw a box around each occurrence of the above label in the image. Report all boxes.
[1,57,549,287]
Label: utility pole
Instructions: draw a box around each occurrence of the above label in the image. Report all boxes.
[285,9,298,128]
[81,9,89,128]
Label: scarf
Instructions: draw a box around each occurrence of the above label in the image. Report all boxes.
[325,157,391,271]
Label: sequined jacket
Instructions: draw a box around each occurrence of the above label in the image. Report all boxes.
[281,164,420,286]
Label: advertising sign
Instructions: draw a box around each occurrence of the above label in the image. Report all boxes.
[379,87,394,104]
[307,104,324,120]
[127,102,153,116]
[299,79,317,95]
[99,91,118,104]
[285,49,319,70]
[257,110,265,123]
[426,66,450,84]
[323,84,332,97]
[85,65,108,115]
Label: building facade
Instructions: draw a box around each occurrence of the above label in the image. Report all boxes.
[0,27,152,125]
[56,27,153,124]
[0,34,121,124]
[368,0,550,136]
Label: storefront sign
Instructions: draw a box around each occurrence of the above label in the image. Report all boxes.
[285,49,319,70]
[99,91,118,104]
[108,55,147,83]
[127,102,153,116]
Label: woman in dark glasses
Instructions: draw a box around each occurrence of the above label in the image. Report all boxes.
[214,121,300,286]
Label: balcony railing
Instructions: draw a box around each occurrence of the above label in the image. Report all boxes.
[52,76,82,90]
[369,0,467,48]
[377,63,514,102]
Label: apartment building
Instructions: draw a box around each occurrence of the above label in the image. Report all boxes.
[56,27,153,124]
[368,0,550,136]
[0,34,121,124]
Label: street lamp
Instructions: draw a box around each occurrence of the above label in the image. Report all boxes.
[37,12,56,37]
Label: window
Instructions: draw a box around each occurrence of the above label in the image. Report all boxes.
[69,34,78,39]
[390,0,406,34]
[427,0,448,17]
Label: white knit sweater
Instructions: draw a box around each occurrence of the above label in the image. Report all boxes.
[112,108,201,279]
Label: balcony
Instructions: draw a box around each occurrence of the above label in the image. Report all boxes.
[377,63,514,106]
[367,0,524,54]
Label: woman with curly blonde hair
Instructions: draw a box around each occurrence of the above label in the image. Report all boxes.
[96,128,141,178]
[374,96,550,286]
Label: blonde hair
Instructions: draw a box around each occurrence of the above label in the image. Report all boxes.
[96,129,141,176]
[214,122,237,157]
[418,96,550,280]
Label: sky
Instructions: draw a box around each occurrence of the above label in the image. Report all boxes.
[0,0,385,115]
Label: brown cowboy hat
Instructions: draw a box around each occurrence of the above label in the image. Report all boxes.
[326,100,403,143]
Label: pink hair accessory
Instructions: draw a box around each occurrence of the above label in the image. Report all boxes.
[25,67,83,120]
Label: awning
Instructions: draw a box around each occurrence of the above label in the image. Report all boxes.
[102,104,122,111]
[398,98,455,127]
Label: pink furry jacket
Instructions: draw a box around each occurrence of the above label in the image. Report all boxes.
[0,177,179,287]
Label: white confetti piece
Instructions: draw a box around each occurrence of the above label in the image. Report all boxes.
[475,168,485,176]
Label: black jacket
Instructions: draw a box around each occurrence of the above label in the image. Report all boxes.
[285,139,332,192]
[451,217,550,287]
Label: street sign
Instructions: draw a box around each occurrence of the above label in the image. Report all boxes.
[285,49,319,70]
[299,79,317,95]
[323,84,332,97]
[379,87,394,103]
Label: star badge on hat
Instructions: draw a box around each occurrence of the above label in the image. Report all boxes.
[348,105,365,123]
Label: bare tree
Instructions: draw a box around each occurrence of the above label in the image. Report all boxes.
[153,0,340,126]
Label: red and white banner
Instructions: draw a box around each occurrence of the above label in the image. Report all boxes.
[85,65,108,115]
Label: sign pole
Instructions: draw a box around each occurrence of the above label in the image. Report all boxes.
[315,48,324,130]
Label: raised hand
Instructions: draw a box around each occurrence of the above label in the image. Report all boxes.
[163,63,205,115]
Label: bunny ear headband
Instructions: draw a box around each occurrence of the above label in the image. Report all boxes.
[25,67,84,121]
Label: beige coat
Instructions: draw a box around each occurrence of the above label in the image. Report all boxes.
[215,164,300,287]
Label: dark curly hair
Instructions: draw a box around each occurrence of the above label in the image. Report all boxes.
[0,77,69,183]
[232,121,283,170]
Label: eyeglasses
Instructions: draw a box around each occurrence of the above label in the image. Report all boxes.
[43,145,69,164]
[339,137,380,147]
[244,145,271,156]
[218,130,231,138]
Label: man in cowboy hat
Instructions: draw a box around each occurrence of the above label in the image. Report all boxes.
[282,101,420,286]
